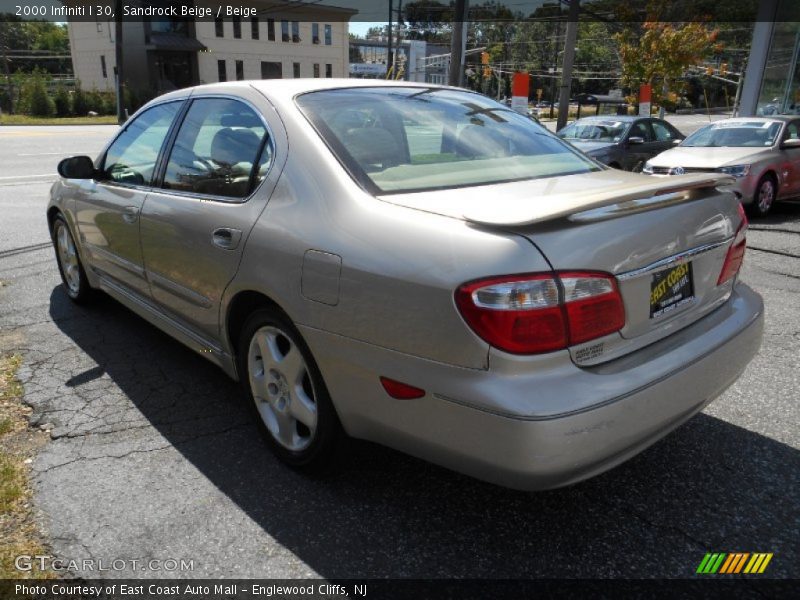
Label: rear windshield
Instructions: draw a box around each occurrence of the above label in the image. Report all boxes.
[558,120,628,142]
[295,87,598,194]
[682,121,782,147]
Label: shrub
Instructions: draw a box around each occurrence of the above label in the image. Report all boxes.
[72,85,88,116]
[54,86,71,117]
[26,77,54,117]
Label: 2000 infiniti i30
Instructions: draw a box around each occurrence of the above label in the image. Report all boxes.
[49,80,763,490]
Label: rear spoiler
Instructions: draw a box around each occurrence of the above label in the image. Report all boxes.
[462,173,735,226]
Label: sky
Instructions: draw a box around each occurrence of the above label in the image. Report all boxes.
[349,21,385,37]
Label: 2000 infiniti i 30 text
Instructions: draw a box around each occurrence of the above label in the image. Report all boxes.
[48,80,763,490]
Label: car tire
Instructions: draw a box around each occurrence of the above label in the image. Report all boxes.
[238,308,342,470]
[748,174,776,218]
[51,214,93,304]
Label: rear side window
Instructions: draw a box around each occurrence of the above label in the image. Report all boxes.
[161,98,271,199]
[102,102,181,186]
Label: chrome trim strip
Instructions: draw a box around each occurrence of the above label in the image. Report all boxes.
[85,243,146,278]
[616,238,732,281]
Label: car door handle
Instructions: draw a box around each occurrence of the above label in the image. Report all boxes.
[121,206,139,224]
[212,227,242,250]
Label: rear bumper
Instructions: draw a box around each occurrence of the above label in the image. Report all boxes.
[302,282,763,490]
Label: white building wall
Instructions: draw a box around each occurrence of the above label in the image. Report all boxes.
[68,20,115,91]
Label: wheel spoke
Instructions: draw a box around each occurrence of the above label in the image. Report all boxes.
[274,410,296,447]
[289,388,317,429]
[280,346,305,386]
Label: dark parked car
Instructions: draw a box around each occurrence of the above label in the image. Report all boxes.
[558,116,685,172]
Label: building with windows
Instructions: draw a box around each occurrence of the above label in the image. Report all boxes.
[740,0,800,115]
[67,0,356,103]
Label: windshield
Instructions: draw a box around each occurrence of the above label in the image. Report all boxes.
[296,87,598,194]
[681,121,782,147]
[558,120,628,142]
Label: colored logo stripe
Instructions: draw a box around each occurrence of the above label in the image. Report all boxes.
[697,553,773,574]
[744,553,773,574]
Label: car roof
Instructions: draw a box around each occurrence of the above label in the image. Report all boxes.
[704,116,795,125]
[179,78,452,102]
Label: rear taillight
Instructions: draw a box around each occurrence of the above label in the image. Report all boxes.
[717,202,748,285]
[455,272,625,354]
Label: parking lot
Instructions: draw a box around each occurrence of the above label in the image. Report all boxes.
[0,124,798,579]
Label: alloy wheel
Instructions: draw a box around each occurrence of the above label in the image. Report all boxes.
[247,325,318,451]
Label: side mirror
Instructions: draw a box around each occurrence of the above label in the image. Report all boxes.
[628,136,645,145]
[781,138,800,149]
[57,156,96,179]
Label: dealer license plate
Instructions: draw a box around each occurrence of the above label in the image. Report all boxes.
[650,262,694,318]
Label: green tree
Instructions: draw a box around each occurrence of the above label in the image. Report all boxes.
[614,3,722,109]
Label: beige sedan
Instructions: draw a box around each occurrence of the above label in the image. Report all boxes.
[48,80,763,490]
[644,116,800,216]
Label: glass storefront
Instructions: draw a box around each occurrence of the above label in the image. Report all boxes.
[755,0,800,115]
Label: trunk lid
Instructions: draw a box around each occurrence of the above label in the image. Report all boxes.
[379,170,742,365]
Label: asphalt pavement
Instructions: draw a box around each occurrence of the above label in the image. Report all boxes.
[0,125,797,580]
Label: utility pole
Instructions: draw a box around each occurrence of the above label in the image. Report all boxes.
[556,0,580,131]
[395,0,403,80]
[115,0,124,123]
[387,0,394,72]
[0,21,13,114]
[448,0,468,87]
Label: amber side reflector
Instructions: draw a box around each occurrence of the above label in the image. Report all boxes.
[379,377,425,400]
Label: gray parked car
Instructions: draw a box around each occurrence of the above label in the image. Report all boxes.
[643,116,800,217]
[558,116,685,171]
[49,80,763,490]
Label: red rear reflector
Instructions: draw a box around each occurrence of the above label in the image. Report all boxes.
[455,271,625,354]
[380,377,425,400]
[717,203,748,285]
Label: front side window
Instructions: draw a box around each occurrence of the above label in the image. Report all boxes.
[651,120,677,141]
[102,102,181,186]
[629,121,653,142]
[559,119,628,142]
[297,87,597,194]
[162,98,271,199]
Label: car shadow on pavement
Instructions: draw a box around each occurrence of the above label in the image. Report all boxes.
[48,287,798,579]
